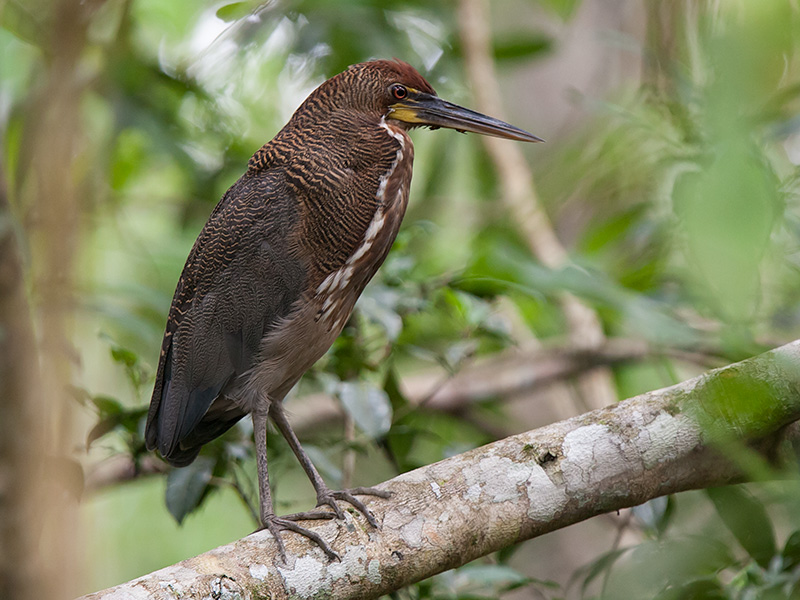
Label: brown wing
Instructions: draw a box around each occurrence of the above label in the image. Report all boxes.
[145,169,305,465]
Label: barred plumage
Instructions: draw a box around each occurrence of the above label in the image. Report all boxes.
[145,59,540,561]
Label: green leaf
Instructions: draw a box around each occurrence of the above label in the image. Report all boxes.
[338,381,392,439]
[781,530,800,570]
[0,0,42,46]
[165,457,214,525]
[537,0,581,20]
[601,537,734,597]
[674,141,779,323]
[654,577,726,600]
[433,564,533,597]
[215,2,252,22]
[707,486,776,568]
[382,391,420,474]
[91,395,123,416]
[86,415,121,448]
[494,34,552,61]
[574,547,629,595]
[455,564,530,587]
[461,242,701,348]
[110,345,138,368]
[632,496,675,537]
[442,288,492,328]
[110,129,148,190]
[444,340,477,370]
[383,367,408,413]
[381,368,417,468]
[118,406,148,435]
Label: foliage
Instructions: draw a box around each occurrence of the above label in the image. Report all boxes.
[3,0,800,598]
[580,486,800,600]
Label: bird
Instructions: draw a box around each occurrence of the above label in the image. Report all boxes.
[145,59,541,560]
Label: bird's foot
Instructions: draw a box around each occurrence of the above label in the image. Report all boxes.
[261,513,339,562]
[315,486,392,529]
[260,488,391,562]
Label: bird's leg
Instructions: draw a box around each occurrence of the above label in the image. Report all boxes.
[268,401,391,528]
[252,407,338,562]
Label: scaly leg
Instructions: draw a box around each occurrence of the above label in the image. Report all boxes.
[268,401,391,528]
[252,407,338,561]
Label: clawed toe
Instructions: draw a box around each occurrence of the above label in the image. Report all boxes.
[281,510,338,521]
[318,486,392,529]
[331,491,378,527]
[317,495,346,519]
[261,515,340,562]
[259,488,391,562]
[348,486,392,499]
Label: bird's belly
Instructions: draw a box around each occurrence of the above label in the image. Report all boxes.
[235,294,353,411]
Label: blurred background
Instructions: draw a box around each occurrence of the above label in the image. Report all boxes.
[2,0,800,598]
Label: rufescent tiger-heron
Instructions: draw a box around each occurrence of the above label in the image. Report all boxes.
[145,59,542,560]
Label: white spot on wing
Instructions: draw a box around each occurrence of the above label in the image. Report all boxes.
[348,210,385,264]
[317,272,335,295]
[365,212,386,241]
[338,266,353,289]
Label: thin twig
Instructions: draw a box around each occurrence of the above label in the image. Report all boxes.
[341,414,356,489]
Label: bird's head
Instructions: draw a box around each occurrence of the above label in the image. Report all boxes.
[341,59,543,143]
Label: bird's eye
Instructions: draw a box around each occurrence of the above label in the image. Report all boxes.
[391,84,408,100]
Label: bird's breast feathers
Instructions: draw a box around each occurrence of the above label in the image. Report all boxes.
[309,118,413,323]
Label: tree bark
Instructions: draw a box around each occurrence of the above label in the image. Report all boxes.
[78,340,800,600]
[0,167,46,600]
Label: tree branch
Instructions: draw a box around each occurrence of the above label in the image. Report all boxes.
[78,340,800,600]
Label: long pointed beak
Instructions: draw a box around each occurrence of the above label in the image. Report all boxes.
[388,92,543,143]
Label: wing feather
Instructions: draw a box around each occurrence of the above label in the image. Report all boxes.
[145,170,304,463]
